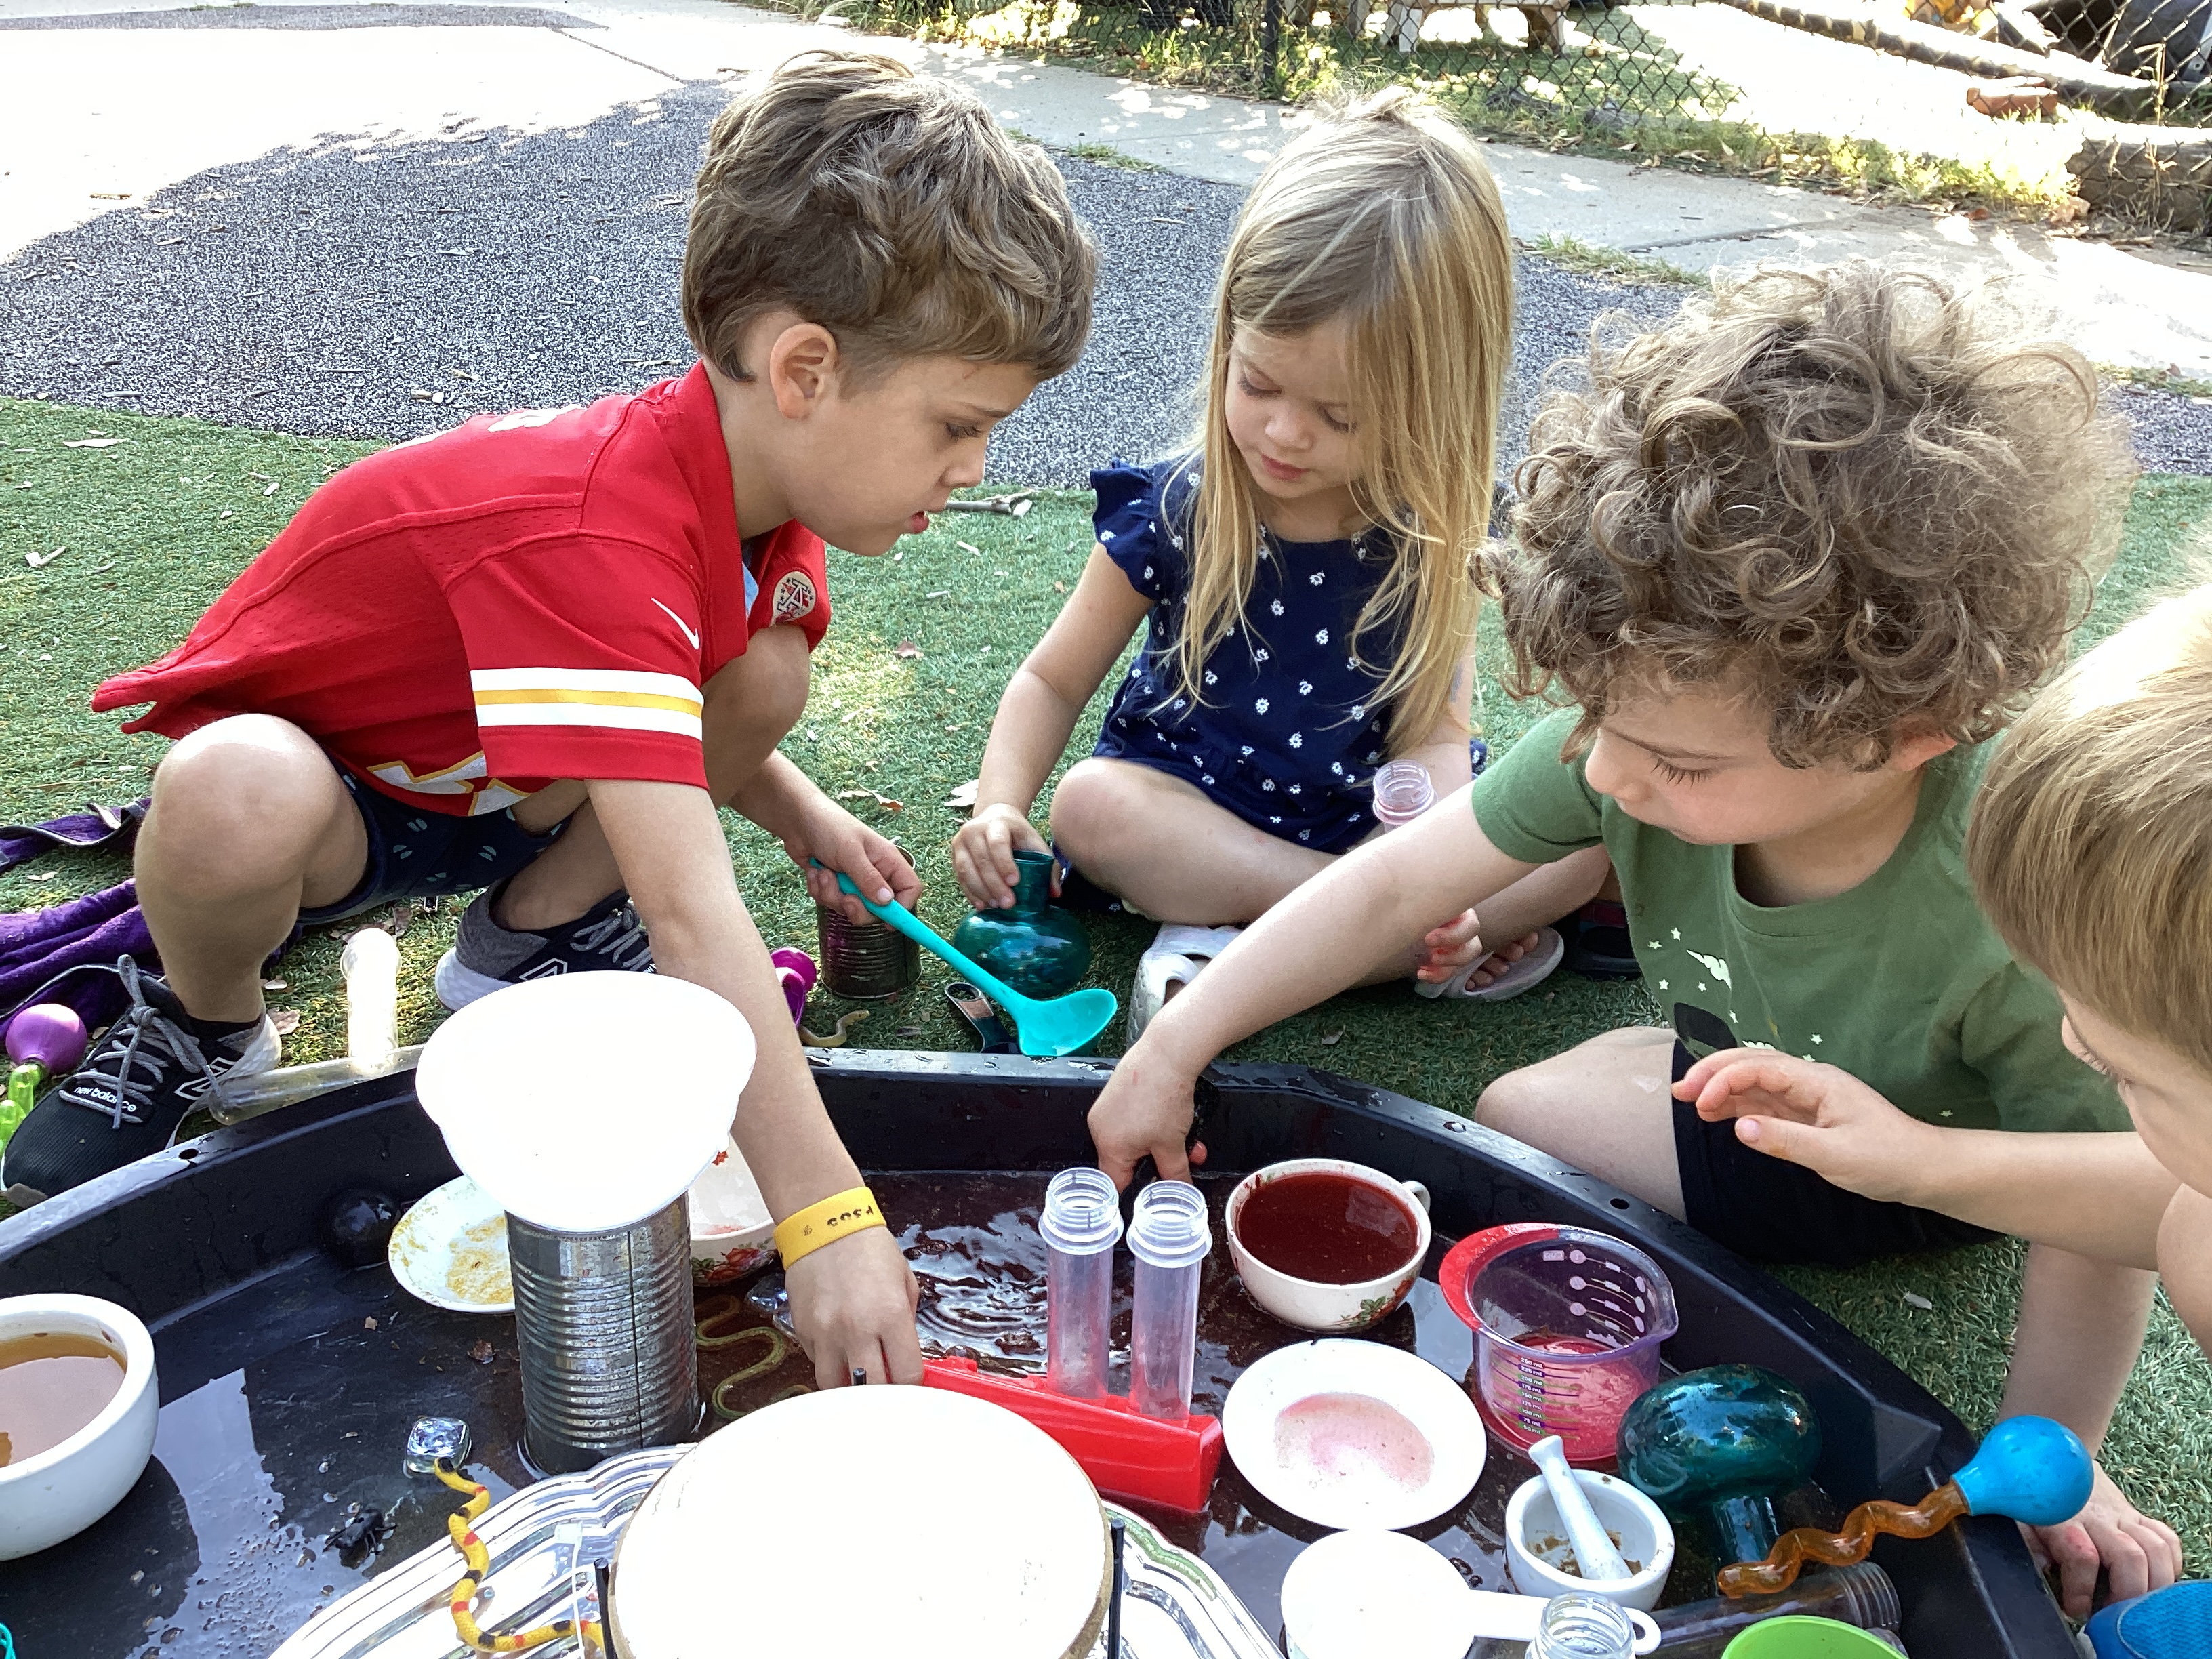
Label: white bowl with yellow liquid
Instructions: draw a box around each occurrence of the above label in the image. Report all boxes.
[0,1292,159,1559]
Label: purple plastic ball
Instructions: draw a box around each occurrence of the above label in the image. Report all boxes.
[5,1003,88,1073]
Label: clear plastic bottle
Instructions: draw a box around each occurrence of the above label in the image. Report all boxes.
[1372,760,1437,830]
[1127,1180,1211,1422]
[1528,1593,1636,1659]
[1041,1166,1123,1399]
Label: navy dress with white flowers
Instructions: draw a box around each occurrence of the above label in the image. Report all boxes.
[1088,457,1410,855]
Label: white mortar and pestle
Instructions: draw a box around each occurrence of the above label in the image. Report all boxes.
[1505,1433,1676,1612]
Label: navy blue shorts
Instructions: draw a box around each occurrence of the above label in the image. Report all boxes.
[298,773,565,926]
[1670,1040,1995,1269]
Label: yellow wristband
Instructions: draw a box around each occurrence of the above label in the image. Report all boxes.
[773,1186,886,1269]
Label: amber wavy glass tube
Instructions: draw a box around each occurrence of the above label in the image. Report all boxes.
[1718,1482,1969,1597]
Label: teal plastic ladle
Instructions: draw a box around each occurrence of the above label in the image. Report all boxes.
[827,871,1118,1057]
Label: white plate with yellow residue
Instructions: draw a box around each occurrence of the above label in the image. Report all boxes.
[388,1175,513,1313]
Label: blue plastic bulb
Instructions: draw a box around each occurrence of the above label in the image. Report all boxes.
[1953,1416,2093,1526]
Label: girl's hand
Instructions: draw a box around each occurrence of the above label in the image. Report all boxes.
[787,797,922,924]
[1673,1049,1934,1206]
[1088,1044,1207,1188]
[951,802,1055,912]
[782,1223,925,1387]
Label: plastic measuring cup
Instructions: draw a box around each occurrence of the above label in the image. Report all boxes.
[1438,1223,1678,1466]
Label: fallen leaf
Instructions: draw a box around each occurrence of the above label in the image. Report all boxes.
[894,640,924,660]
[944,779,979,810]
[469,1340,495,1365]
[63,438,123,449]
[26,546,64,568]
[957,541,981,556]
[218,510,234,521]
[89,561,115,575]
[269,1008,302,1036]
[924,589,951,600]
[1319,1029,1344,1046]
[1012,499,1033,518]
[262,977,289,991]
[377,902,415,938]
[23,872,56,884]
[836,788,905,811]
[1053,581,1067,594]
[1902,1292,1933,1310]
[264,482,279,496]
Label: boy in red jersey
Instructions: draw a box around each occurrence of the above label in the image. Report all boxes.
[5,49,1097,1389]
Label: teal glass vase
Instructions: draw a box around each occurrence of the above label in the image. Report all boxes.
[950,850,1092,999]
[1616,1364,1823,1571]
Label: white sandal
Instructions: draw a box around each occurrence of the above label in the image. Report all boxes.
[1128,924,1242,1042]
[1417,926,1565,1003]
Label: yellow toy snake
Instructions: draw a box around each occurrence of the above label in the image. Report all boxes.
[433,1460,603,1654]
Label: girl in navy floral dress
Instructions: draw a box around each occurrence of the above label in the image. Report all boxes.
[949,89,1607,1032]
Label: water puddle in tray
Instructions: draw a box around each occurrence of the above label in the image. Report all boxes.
[0,1170,1839,1656]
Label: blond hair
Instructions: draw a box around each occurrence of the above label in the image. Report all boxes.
[1169,86,1512,751]
[1969,583,2212,1077]
[1494,264,2133,768]
[684,49,1096,383]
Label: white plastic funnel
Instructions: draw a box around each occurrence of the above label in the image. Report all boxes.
[415,974,754,1234]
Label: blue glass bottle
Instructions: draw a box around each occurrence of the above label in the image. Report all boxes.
[949,850,1092,999]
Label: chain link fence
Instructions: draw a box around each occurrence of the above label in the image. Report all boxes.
[846,0,2212,226]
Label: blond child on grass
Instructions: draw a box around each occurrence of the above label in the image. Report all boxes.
[1087,263,2175,1611]
[946,89,1603,1033]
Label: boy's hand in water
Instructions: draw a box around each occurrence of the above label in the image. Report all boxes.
[1090,1044,1206,1187]
[783,1224,924,1387]
[1673,1048,1937,1205]
[951,802,1057,912]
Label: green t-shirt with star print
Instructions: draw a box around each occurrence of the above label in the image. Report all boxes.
[1471,708,2128,1135]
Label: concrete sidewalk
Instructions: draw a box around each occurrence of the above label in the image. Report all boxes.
[3,0,2210,374]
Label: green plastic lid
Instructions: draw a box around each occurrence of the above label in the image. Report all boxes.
[1722,1616,1901,1658]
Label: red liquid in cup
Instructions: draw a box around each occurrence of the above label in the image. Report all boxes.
[1236,1172,1420,1285]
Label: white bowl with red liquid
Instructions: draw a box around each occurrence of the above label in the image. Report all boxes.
[1438,1223,1678,1467]
[1225,1158,1432,1333]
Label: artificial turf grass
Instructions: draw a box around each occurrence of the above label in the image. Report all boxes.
[5,395,2212,1570]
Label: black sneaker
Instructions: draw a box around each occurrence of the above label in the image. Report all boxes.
[432,882,654,1010]
[1,958,281,1206]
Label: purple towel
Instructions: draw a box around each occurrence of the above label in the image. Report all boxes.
[0,880,154,1035]
[0,798,147,876]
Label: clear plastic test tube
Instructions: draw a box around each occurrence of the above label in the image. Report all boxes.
[1128,1180,1212,1422]
[1041,1167,1123,1399]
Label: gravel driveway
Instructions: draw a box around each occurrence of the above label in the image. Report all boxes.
[3,19,2206,482]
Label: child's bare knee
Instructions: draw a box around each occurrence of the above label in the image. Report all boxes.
[150,718,342,867]
[1048,759,1136,860]
[1474,1067,1541,1136]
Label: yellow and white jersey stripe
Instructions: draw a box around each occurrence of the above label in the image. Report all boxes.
[469,667,704,741]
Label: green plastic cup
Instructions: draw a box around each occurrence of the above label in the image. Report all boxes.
[1722,1616,1901,1658]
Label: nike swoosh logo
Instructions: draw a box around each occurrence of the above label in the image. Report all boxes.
[650,598,701,651]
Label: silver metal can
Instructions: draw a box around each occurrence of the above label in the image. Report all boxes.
[507,1197,699,1474]
[815,903,922,999]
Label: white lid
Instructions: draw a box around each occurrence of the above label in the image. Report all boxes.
[415,974,753,1233]
[1281,1530,1476,1659]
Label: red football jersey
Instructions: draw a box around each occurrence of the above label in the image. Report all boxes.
[94,367,830,816]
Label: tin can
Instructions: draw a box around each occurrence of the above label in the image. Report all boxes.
[815,846,922,999]
[508,1197,699,1474]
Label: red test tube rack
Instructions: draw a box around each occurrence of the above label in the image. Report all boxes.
[922,1356,1225,1513]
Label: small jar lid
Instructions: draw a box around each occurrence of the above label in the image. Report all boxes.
[1040,1167,1123,1255]
[1127,1179,1211,1270]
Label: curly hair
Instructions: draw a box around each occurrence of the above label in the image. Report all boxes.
[1488,263,2133,768]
